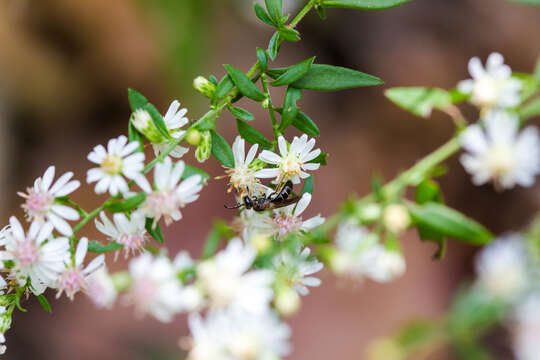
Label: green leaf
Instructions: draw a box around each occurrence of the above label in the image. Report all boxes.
[209,75,218,86]
[210,130,235,168]
[88,240,123,253]
[236,119,273,149]
[224,64,266,102]
[182,164,210,184]
[105,193,147,213]
[408,202,493,245]
[519,98,540,121]
[229,106,255,121]
[507,0,540,5]
[254,3,275,26]
[268,31,281,61]
[316,5,327,19]
[145,218,165,244]
[213,75,234,102]
[270,57,315,87]
[128,88,148,111]
[415,180,446,259]
[144,103,172,139]
[265,0,283,24]
[280,86,302,130]
[301,175,314,194]
[292,111,320,137]
[513,73,540,103]
[535,56,540,80]
[321,0,411,10]
[290,64,382,91]
[256,48,268,71]
[385,87,452,118]
[201,228,221,259]
[37,295,52,313]
[278,28,300,42]
[128,121,144,153]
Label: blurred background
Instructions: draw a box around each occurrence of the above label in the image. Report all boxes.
[1,0,540,358]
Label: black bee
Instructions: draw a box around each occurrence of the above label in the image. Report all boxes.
[225,180,300,212]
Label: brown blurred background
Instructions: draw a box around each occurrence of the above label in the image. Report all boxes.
[1,0,540,359]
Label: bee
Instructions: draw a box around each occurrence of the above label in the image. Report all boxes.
[224,180,300,212]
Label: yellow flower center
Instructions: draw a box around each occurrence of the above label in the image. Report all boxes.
[280,153,302,176]
[101,155,123,175]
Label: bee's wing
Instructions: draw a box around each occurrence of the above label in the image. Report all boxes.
[269,196,300,210]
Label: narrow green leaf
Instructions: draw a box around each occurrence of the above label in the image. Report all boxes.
[145,218,165,244]
[229,106,255,121]
[224,64,266,102]
[210,130,235,168]
[280,86,302,130]
[201,228,221,259]
[209,75,218,86]
[88,240,123,253]
[409,203,494,245]
[213,75,234,102]
[105,193,147,213]
[144,103,172,139]
[508,0,540,5]
[278,28,300,42]
[290,64,383,91]
[385,87,452,118]
[182,164,210,184]
[415,180,446,259]
[128,88,148,111]
[256,48,268,71]
[265,0,283,24]
[292,111,320,137]
[321,0,411,10]
[37,295,52,313]
[268,31,280,61]
[301,175,314,194]
[128,122,144,153]
[236,119,273,149]
[316,5,327,19]
[535,56,540,80]
[519,98,540,121]
[270,57,315,87]
[254,3,276,26]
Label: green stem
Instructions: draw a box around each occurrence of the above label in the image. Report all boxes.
[260,74,281,144]
[289,0,317,28]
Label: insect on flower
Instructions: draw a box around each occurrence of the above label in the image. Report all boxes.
[224,180,300,212]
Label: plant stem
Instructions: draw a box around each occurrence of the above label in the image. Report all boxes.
[290,0,318,28]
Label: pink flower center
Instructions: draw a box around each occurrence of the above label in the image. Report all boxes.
[118,233,147,252]
[273,214,302,237]
[21,189,53,221]
[145,191,180,224]
[14,240,40,267]
[58,267,86,300]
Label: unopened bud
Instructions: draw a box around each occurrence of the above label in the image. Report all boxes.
[329,251,351,275]
[261,98,270,109]
[358,203,382,223]
[131,109,164,143]
[366,339,405,360]
[195,131,212,163]
[193,76,216,99]
[186,129,202,146]
[111,271,132,292]
[275,287,301,317]
[383,204,410,234]
[251,232,271,253]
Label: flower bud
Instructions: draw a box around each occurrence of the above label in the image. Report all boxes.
[193,76,216,99]
[111,271,132,292]
[131,109,164,143]
[383,204,410,234]
[329,251,351,275]
[358,203,382,223]
[251,232,271,253]
[261,98,270,109]
[366,339,405,360]
[186,129,202,146]
[195,131,212,163]
[275,287,301,317]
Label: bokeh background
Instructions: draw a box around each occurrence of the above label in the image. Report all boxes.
[1,0,540,359]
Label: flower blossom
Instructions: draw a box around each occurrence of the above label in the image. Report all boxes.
[18,166,80,236]
[86,266,118,309]
[513,293,540,360]
[152,100,190,158]
[87,135,151,196]
[95,211,148,258]
[460,111,540,190]
[331,220,378,277]
[223,136,260,194]
[256,134,321,184]
[361,245,406,283]
[274,247,323,296]
[457,52,521,109]
[270,193,324,238]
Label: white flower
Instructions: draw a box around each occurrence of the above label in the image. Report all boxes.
[332,221,378,276]
[0,217,70,294]
[152,100,190,159]
[460,111,540,189]
[18,166,80,236]
[240,209,274,247]
[362,245,406,283]
[513,293,540,360]
[87,135,151,196]
[383,204,410,234]
[197,238,274,314]
[187,309,291,360]
[173,250,195,272]
[95,211,148,259]
[86,266,117,309]
[141,157,203,225]
[56,237,105,300]
[224,136,260,193]
[0,333,6,355]
[475,235,529,301]
[125,253,187,322]
[457,52,521,109]
[256,134,321,184]
[274,247,323,296]
[270,193,324,238]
